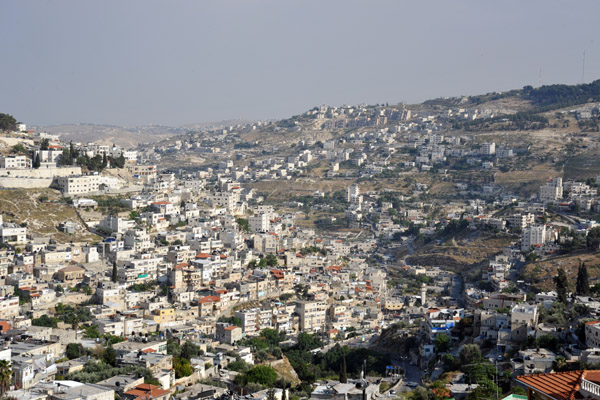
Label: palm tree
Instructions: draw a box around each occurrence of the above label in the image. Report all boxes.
[0,360,12,397]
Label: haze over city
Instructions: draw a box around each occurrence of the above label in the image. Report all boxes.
[1,0,600,126]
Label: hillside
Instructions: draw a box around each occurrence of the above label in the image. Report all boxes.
[0,188,100,244]
[36,123,184,148]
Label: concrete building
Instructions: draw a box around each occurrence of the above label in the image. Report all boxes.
[521,225,547,252]
[296,300,327,332]
[0,221,27,244]
[0,155,30,169]
[480,142,496,156]
[539,177,563,203]
[511,304,538,342]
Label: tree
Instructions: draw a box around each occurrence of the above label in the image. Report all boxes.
[40,138,50,150]
[0,113,17,132]
[111,261,118,283]
[32,314,58,328]
[459,344,482,366]
[69,141,77,161]
[266,387,277,400]
[173,357,193,378]
[265,254,278,267]
[434,334,451,353]
[587,227,600,249]
[235,365,278,387]
[66,343,85,359]
[181,341,202,360]
[103,344,117,366]
[576,262,590,296]
[0,360,11,398]
[339,355,348,383]
[33,153,41,169]
[166,339,181,357]
[555,268,569,304]
[84,325,101,338]
[236,218,249,232]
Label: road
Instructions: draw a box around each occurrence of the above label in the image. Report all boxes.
[390,356,422,392]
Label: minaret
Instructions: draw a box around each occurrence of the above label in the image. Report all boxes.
[420,283,427,307]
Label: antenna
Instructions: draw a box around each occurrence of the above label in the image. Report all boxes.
[582,50,586,84]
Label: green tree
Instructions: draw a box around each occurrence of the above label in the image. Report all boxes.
[0,360,11,398]
[434,334,451,353]
[33,153,41,169]
[0,113,17,132]
[166,339,181,357]
[555,268,569,304]
[40,138,50,150]
[587,227,600,250]
[11,144,26,153]
[236,218,249,232]
[66,343,85,359]
[173,357,193,378]
[576,262,590,296]
[84,325,101,338]
[459,344,482,366]
[103,345,117,366]
[32,314,58,328]
[339,355,347,383]
[235,365,278,387]
[265,254,279,267]
[181,341,202,360]
[111,262,118,283]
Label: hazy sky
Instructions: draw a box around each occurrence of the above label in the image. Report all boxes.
[1,1,599,127]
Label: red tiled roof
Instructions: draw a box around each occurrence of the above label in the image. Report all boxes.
[152,201,171,205]
[225,326,238,331]
[196,253,211,259]
[199,295,220,304]
[125,384,170,400]
[516,370,594,400]
[0,321,11,332]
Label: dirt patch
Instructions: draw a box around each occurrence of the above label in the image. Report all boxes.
[0,188,101,243]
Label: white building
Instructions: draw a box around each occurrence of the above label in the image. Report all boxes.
[511,304,539,342]
[347,184,361,203]
[296,300,327,332]
[480,142,496,156]
[0,218,27,244]
[249,213,270,233]
[0,155,30,169]
[539,177,563,203]
[56,174,100,195]
[521,225,547,252]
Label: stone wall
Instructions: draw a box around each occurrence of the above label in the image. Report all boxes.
[0,166,82,188]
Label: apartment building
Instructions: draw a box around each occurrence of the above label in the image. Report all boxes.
[296,300,327,332]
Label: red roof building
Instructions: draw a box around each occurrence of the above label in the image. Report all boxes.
[517,370,600,400]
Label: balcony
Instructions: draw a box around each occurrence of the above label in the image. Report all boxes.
[581,379,600,399]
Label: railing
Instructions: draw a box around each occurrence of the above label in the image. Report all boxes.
[581,379,600,398]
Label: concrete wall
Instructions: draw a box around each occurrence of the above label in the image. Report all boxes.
[0,166,81,178]
[0,167,82,189]
[0,177,54,188]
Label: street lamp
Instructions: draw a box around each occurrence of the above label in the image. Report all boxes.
[355,360,368,400]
